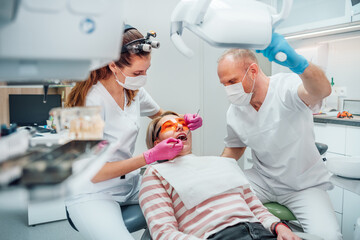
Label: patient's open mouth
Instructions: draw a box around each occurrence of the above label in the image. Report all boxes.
[176,133,187,141]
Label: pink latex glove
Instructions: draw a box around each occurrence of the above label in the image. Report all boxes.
[184,113,203,131]
[143,137,183,164]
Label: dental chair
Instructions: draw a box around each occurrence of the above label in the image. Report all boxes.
[263,142,328,240]
[120,204,151,240]
[66,204,152,240]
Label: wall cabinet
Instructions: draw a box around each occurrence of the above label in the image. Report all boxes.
[260,0,357,35]
[276,0,352,35]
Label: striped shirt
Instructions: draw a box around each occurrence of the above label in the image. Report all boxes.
[139,166,279,240]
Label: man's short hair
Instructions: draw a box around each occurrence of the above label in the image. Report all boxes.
[218,49,258,67]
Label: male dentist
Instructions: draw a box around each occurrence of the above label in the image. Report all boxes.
[218,33,342,240]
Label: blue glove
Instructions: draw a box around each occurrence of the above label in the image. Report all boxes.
[256,33,309,74]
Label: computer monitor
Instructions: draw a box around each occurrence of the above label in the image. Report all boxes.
[9,94,62,126]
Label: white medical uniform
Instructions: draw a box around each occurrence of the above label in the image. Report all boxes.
[66,82,160,240]
[224,73,342,240]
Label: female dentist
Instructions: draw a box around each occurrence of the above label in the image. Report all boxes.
[65,25,202,240]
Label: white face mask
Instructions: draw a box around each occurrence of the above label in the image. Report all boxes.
[225,64,255,106]
[114,69,147,90]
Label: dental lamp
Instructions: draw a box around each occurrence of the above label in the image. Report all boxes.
[170,0,293,60]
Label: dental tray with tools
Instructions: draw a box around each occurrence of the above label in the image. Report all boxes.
[21,140,105,186]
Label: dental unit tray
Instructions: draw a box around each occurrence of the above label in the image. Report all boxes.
[20,140,105,186]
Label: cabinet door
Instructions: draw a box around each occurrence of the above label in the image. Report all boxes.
[327,185,343,229]
[28,198,66,225]
[314,123,346,155]
[342,190,360,240]
[272,0,352,35]
[335,212,343,231]
[346,126,360,156]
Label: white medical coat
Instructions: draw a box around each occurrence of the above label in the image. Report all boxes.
[76,82,160,200]
[224,73,332,195]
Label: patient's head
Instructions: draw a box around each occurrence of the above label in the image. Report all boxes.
[146,111,192,156]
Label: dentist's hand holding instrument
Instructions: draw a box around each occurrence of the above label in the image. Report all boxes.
[171,109,201,149]
[184,109,202,130]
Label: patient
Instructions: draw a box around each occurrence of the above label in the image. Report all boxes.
[139,111,301,240]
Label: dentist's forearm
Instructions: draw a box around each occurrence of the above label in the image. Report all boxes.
[300,63,331,100]
[91,154,146,183]
[221,147,246,160]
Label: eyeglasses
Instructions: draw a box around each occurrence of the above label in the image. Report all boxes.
[154,118,189,141]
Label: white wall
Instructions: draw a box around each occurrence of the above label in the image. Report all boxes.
[273,33,360,102]
[326,37,360,100]
[123,0,204,156]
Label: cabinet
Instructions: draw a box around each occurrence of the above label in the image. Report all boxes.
[314,122,360,238]
[346,126,360,156]
[261,0,356,35]
[314,123,346,155]
[313,122,360,156]
[342,190,360,240]
[327,185,344,229]
[28,198,66,225]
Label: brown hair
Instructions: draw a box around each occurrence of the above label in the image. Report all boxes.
[65,28,150,107]
[146,111,180,149]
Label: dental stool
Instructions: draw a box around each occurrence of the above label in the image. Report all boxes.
[66,204,152,240]
[263,142,328,240]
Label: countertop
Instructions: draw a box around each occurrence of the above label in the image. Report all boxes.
[331,174,360,195]
[313,114,360,127]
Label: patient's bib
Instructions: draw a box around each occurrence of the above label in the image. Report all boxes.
[153,154,248,209]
